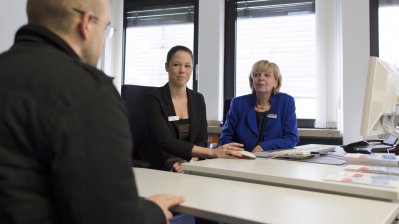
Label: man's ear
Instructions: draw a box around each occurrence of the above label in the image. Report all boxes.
[77,12,94,41]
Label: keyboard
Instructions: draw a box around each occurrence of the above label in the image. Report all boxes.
[254,144,336,158]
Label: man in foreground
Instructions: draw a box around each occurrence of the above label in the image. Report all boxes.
[0,0,184,223]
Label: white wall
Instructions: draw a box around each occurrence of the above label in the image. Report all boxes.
[198,0,225,122]
[0,0,27,53]
[103,0,124,92]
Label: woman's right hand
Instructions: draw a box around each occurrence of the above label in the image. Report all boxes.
[213,142,244,158]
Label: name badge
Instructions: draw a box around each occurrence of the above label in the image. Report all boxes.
[267,114,277,119]
[168,116,179,121]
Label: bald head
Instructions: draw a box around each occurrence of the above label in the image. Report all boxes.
[27,0,105,33]
[26,0,111,66]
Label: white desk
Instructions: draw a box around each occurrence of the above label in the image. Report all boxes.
[182,157,399,202]
[134,168,399,224]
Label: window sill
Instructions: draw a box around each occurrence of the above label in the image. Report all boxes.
[208,126,342,138]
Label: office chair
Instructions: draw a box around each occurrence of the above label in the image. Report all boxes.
[208,98,232,148]
[222,98,232,126]
[121,84,157,168]
[122,85,196,223]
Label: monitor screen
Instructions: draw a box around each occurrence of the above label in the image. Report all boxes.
[360,57,399,138]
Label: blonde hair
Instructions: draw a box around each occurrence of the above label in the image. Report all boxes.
[248,60,282,94]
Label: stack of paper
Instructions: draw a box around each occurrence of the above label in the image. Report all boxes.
[345,164,399,176]
[344,153,399,167]
[324,157,399,188]
[324,171,399,188]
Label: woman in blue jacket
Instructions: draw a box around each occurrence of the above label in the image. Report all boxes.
[220,60,299,152]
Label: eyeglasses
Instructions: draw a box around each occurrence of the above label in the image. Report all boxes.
[72,8,116,39]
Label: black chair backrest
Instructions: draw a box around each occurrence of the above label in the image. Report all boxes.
[223,98,232,125]
[121,84,157,160]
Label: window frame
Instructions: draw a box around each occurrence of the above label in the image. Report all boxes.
[224,0,317,117]
[370,0,399,59]
[123,0,199,91]
[224,0,236,100]
[369,0,379,57]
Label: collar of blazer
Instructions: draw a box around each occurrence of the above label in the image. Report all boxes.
[160,83,195,135]
[248,93,277,134]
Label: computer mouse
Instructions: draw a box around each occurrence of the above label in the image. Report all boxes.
[237,151,256,159]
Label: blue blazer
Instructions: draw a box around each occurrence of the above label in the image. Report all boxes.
[219,93,299,151]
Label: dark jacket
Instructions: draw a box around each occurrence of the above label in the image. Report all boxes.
[141,84,208,169]
[0,25,164,224]
[220,92,299,151]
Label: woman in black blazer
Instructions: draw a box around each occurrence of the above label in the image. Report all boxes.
[141,45,243,171]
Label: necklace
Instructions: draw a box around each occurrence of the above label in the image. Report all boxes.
[255,98,271,110]
[256,103,270,110]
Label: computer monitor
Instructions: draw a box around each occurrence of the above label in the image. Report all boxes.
[360,56,399,138]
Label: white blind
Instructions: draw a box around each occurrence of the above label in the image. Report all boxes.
[236,0,316,119]
[379,5,399,67]
[124,6,194,88]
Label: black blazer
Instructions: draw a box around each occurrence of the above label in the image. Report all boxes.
[141,83,208,169]
[0,25,164,223]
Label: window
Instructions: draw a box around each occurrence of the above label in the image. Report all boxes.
[378,1,399,67]
[226,0,316,119]
[124,1,198,89]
